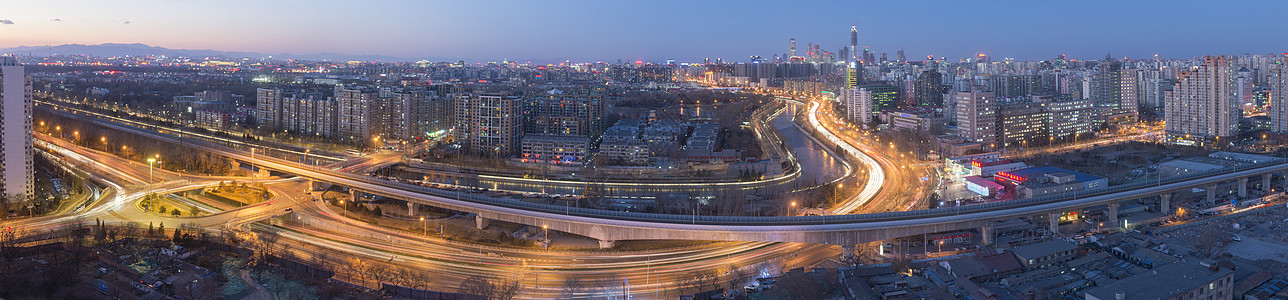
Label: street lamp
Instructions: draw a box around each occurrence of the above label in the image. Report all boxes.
[938,240,944,253]
[791,201,797,216]
[420,217,426,236]
[147,157,156,184]
[339,200,348,218]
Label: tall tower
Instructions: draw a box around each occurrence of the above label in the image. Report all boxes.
[788,38,797,59]
[0,57,33,202]
[849,25,858,64]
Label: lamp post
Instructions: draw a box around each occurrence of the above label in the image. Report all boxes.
[420,217,426,236]
[147,158,156,184]
[791,201,797,216]
[339,200,348,218]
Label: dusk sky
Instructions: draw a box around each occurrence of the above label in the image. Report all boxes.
[3,0,1286,63]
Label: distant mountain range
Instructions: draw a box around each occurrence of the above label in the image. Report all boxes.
[0,43,452,62]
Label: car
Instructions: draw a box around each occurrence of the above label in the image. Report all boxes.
[284,208,293,212]
[1232,236,1242,242]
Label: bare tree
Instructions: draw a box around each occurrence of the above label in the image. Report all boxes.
[457,275,522,300]
[0,226,22,272]
[344,257,369,288]
[1191,222,1231,258]
[560,276,583,299]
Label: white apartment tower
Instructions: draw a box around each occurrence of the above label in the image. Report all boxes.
[955,85,996,149]
[1165,55,1239,142]
[0,57,33,202]
[842,87,872,125]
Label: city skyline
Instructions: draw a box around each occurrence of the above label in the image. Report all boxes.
[4,0,1288,63]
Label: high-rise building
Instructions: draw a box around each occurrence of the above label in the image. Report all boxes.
[455,92,523,156]
[0,57,33,202]
[858,83,899,113]
[996,100,1048,149]
[336,85,379,142]
[955,86,996,149]
[842,87,873,125]
[1165,55,1239,143]
[1039,95,1096,141]
[915,70,945,106]
[1269,65,1288,133]
[255,88,283,129]
[849,25,858,65]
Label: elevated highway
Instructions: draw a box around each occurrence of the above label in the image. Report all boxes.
[43,98,1288,247]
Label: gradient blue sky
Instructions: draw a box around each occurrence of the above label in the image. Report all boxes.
[2,0,1285,63]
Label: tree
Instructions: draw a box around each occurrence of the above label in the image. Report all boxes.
[457,275,521,300]
[189,205,200,217]
[1191,222,1231,258]
[344,257,369,288]
[171,208,182,216]
[0,226,22,272]
[560,276,583,299]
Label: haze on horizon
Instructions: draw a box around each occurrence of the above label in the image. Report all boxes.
[3,0,1287,63]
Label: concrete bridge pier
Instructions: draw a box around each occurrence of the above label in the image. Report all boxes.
[1206,184,1217,205]
[1047,212,1059,234]
[1159,193,1171,214]
[407,202,419,216]
[349,189,359,202]
[474,215,490,230]
[598,240,615,249]
[1263,175,1273,194]
[1106,203,1119,231]
[980,225,992,245]
[1238,178,1248,198]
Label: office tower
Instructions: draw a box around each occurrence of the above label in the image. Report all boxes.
[1165,55,1239,142]
[996,100,1048,149]
[0,57,32,202]
[1090,54,1138,123]
[850,25,858,65]
[896,49,906,65]
[336,85,379,142]
[955,86,996,149]
[842,87,873,125]
[1270,65,1288,132]
[846,64,862,88]
[788,38,798,59]
[1039,95,1095,141]
[455,92,523,156]
[858,83,899,112]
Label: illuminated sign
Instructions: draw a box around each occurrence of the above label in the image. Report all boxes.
[996,171,1024,182]
[971,161,982,168]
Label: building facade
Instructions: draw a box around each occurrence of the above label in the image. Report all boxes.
[0,57,32,202]
[455,92,523,156]
[956,86,997,149]
[1165,55,1239,143]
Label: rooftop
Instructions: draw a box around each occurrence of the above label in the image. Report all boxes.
[1010,240,1077,260]
[1082,263,1231,300]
